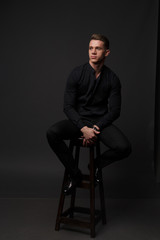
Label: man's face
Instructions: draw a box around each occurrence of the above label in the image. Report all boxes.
[88,40,110,64]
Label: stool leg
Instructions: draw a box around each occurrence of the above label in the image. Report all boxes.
[55,170,67,231]
[99,170,107,224]
[90,146,95,238]
[96,142,107,224]
[69,189,76,218]
[69,145,80,218]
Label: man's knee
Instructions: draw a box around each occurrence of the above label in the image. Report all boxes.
[46,126,59,143]
[116,142,132,158]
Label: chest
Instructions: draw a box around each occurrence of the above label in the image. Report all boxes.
[77,70,111,98]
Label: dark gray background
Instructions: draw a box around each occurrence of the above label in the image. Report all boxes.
[0,0,159,197]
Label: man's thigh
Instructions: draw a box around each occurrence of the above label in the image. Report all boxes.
[48,119,81,140]
[99,124,130,149]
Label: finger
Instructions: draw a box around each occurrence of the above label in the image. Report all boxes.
[87,142,91,147]
[93,125,100,131]
[93,130,100,135]
[84,139,89,146]
[88,139,95,146]
[89,138,96,144]
[90,136,97,142]
[93,135,97,140]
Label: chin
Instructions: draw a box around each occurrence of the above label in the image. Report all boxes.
[91,61,99,65]
[90,59,98,64]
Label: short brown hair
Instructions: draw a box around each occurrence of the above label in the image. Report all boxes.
[90,33,110,49]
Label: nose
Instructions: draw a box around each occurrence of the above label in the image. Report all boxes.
[92,48,96,54]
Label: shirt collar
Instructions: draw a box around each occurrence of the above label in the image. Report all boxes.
[88,62,95,73]
[88,62,105,75]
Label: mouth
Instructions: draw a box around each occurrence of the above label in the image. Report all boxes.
[91,56,96,59]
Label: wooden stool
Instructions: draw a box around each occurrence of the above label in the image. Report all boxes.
[55,139,106,238]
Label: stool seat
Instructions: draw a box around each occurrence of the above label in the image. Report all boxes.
[55,139,106,238]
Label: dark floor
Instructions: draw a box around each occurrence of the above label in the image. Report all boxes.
[0,197,160,240]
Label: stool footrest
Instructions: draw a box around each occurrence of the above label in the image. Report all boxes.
[74,206,100,216]
[59,207,102,229]
[60,216,90,229]
[78,181,90,189]
[82,174,90,181]
[77,174,97,189]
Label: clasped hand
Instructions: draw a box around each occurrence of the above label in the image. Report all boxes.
[81,125,100,146]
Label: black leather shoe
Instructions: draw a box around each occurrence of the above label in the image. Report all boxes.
[63,171,82,196]
[63,177,76,195]
[95,167,101,184]
[88,164,101,184]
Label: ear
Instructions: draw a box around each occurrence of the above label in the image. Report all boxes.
[105,49,110,57]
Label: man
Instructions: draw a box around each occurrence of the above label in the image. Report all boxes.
[47,34,131,195]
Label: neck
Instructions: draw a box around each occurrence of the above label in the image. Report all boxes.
[89,60,104,76]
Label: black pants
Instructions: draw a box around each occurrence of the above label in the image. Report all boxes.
[46,119,131,178]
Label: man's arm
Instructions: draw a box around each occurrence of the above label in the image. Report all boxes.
[63,69,85,129]
[96,74,121,130]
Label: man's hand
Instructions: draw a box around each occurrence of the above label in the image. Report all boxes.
[81,125,100,146]
[93,125,100,132]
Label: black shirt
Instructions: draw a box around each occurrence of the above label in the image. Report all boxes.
[64,62,121,130]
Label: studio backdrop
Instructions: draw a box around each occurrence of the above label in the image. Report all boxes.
[0,0,158,197]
